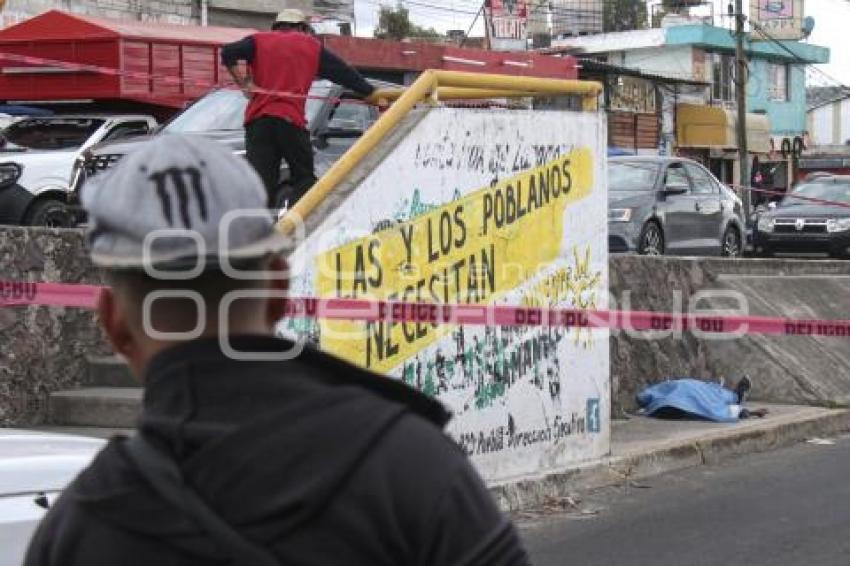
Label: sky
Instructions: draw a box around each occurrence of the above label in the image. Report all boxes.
[352,0,850,85]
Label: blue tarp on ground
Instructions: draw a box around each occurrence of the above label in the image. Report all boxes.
[637,379,741,423]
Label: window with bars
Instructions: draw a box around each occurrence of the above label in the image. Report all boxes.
[709,52,735,102]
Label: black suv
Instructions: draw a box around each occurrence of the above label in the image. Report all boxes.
[70,80,384,214]
[753,175,850,258]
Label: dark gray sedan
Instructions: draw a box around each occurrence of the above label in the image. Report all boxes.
[608,156,745,257]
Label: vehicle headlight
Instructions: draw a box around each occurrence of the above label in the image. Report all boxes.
[827,218,850,233]
[0,163,22,188]
[608,208,632,222]
[757,217,775,233]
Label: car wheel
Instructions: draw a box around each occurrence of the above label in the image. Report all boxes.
[638,222,664,256]
[721,226,742,258]
[26,198,75,228]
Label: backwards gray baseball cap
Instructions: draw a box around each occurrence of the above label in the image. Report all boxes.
[83,134,290,270]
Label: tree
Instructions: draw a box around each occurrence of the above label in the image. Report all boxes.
[603,0,648,32]
[373,4,442,41]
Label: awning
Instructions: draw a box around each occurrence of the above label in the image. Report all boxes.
[676,104,771,154]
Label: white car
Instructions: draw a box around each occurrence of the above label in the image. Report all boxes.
[0,430,104,566]
[0,115,156,227]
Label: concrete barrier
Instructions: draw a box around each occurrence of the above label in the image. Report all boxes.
[3,226,849,428]
[284,105,611,485]
[0,226,109,426]
[610,256,850,415]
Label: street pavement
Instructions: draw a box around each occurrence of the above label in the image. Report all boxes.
[519,435,850,566]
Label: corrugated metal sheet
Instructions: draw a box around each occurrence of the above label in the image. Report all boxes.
[0,10,250,109]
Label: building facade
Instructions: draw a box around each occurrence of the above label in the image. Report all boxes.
[555,22,829,188]
[808,94,850,147]
[0,0,197,27]
[0,0,353,30]
[551,0,603,38]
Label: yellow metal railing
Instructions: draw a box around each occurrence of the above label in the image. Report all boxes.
[276,70,602,234]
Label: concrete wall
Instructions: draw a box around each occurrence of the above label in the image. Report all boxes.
[810,103,835,146]
[622,46,694,81]
[0,227,109,427]
[206,0,354,28]
[1,0,197,26]
[809,99,850,147]
[611,256,850,415]
[747,60,807,137]
[3,224,850,434]
[285,106,611,485]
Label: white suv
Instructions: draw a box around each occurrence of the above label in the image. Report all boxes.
[0,115,157,227]
[0,430,104,566]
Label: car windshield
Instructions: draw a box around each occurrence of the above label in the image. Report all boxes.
[165,81,334,134]
[784,182,850,206]
[2,118,105,150]
[608,161,659,191]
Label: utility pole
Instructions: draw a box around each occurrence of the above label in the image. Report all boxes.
[734,0,750,218]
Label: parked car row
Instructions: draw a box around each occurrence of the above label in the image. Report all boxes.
[69,80,382,217]
[607,156,746,258]
[1,95,846,262]
[0,114,157,227]
[752,175,850,259]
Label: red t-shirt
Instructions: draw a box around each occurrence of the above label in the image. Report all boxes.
[245,31,321,129]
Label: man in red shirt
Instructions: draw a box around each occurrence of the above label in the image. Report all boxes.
[222,9,375,208]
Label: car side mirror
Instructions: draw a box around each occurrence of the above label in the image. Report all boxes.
[662,182,689,196]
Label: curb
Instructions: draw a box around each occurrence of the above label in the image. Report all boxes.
[491,409,850,512]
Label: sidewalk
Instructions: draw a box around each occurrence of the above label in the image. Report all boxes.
[493,404,850,512]
[43,404,850,513]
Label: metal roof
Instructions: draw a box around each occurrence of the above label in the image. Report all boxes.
[579,59,709,87]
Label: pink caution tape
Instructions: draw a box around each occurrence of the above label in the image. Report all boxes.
[3,280,850,338]
[733,185,850,209]
[0,52,375,105]
[0,280,102,309]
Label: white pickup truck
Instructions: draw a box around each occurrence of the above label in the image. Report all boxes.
[0,115,157,227]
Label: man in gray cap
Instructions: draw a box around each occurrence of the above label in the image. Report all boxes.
[25,135,529,566]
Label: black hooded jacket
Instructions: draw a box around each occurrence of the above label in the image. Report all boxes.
[25,336,529,566]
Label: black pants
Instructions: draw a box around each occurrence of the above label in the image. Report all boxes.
[246,116,316,208]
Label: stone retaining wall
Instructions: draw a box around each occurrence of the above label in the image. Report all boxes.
[3,225,850,425]
[0,227,109,426]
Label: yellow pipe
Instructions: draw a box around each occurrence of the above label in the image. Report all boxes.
[277,70,603,233]
[431,70,602,97]
[376,87,538,101]
[582,95,599,112]
[278,70,438,234]
[436,87,539,99]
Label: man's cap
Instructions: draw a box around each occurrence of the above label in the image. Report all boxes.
[82,134,291,270]
[274,8,307,25]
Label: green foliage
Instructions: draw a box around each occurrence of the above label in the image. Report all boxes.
[374,4,442,41]
[603,0,648,32]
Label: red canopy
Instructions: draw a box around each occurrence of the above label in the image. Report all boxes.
[0,10,253,109]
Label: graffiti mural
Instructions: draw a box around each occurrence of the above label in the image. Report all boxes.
[283,107,609,483]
